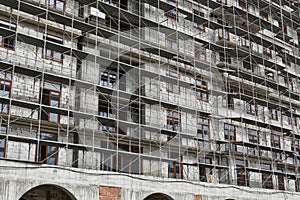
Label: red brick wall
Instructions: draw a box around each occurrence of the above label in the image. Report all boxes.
[194,194,202,200]
[99,186,121,200]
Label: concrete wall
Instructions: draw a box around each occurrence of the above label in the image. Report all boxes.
[1,160,300,200]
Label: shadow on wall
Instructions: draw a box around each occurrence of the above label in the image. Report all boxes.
[19,184,76,200]
[144,193,174,200]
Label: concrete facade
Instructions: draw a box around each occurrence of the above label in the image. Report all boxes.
[1,160,300,200]
[0,0,300,199]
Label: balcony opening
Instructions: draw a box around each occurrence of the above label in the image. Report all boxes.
[120,0,128,10]
[38,132,58,165]
[43,34,63,63]
[247,129,260,156]
[222,90,234,110]
[0,20,16,50]
[219,52,231,64]
[40,81,61,123]
[99,94,116,133]
[236,159,249,186]
[167,110,181,132]
[199,157,212,182]
[224,123,236,151]
[246,102,257,115]
[0,125,7,158]
[197,117,210,149]
[238,0,247,10]
[0,71,11,114]
[168,153,183,179]
[166,68,179,94]
[46,0,65,11]
[271,134,281,160]
[261,163,273,189]
[218,29,229,41]
[195,79,208,102]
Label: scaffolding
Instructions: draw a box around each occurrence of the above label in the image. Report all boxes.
[0,0,299,194]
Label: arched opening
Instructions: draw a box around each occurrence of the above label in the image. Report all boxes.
[144,193,174,200]
[19,184,76,200]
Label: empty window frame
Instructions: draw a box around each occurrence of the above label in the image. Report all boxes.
[269,108,278,121]
[167,110,181,132]
[166,69,179,94]
[247,129,260,155]
[100,70,117,88]
[296,179,300,192]
[199,157,212,182]
[165,38,178,51]
[263,47,272,58]
[105,16,132,32]
[285,78,294,92]
[246,102,257,115]
[219,52,232,64]
[197,117,209,149]
[291,140,300,155]
[217,29,229,40]
[222,92,234,110]
[261,163,273,189]
[0,125,7,158]
[236,159,249,186]
[288,115,297,125]
[260,11,269,21]
[271,134,281,160]
[0,20,16,50]
[0,71,11,114]
[277,170,285,190]
[46,0,65,11]
[38,132,58,165]
[193,9,205,17]
[279,22,288,34]
[43,34,63,63]
[238,0,247,10]
[243,61,254,71]
[100,141,114,171]
[265,70,274,80]
[240,37,251,49]
[169,153,183,179]
[99,96,116,119]
[195,79,208,102]
[224,123,236,151]
[0,138,5,158]
[99,95,116,133]
[165,3,177,21]
[99,122,116,133]
[194,44,206,61]
[40,81,61,123]
[110,0,128,10]
[282,58,291,67]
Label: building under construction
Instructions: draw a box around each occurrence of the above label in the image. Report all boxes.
[0,0,299,199]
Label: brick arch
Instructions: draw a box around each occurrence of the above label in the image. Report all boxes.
[19,184,76,200]
[144,193,174,200]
